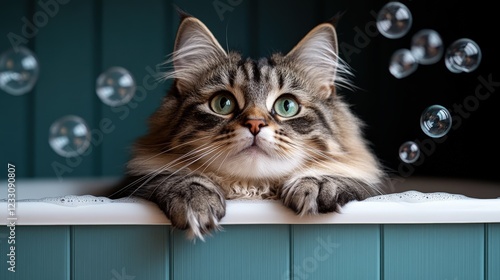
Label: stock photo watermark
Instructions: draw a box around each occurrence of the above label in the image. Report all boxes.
[282,235,340,280]
[212,0,244,21]
[398,73,499,178]
[7,0,71,52]
[6,163,17,273]
[111,267,136,280]
[339,10,379,64]
[51,64,164,180]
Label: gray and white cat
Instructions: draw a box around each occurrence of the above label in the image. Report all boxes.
[114,13,387,240]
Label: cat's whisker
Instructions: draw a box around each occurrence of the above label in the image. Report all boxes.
[118,13,388,241]
[113,141,224,198]
[133,135,214,164]
[199,147,226,175]
[147,143,226,199]
[215,149,232,174]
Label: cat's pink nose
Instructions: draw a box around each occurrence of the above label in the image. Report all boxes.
[244,119,267,135]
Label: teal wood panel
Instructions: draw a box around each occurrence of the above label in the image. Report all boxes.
[383,224,485,280]
[0,226,69,280]
[72,225,169,280]
[0,0,32,179]
[291,224,380,280]
[173,0,252,57]
[32,0,98,178]
[256,0,321,57]
[488,224,500,280]
[171,225,289,280]
[100,0,172,176]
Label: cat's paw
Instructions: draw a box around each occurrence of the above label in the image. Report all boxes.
[162,178,226,241]
[280,176,365,215]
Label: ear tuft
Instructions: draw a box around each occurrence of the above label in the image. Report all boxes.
[163,15,227,91]
[286,21,354,95]
[326,11,346,28]
[173,5,192,21]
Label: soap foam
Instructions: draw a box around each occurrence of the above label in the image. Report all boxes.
[365,190,475,202]
[2,195,139,207]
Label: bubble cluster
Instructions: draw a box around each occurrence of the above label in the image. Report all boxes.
[389,49,418,79]
[376,2,413,39]
[410,29,444,65]
[399,141,420,163]
[445,38,482,73]
[420,105,452,138]
[0,46,40,96]
[49,115,91,157]
[96,66,136,106]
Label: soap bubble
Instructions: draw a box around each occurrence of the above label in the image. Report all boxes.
[410,29,444,65]
[389,49,418,79]
[420,105,452,138]
[0,46,40,96]
[49,115,91,157]
[399,141,420,163]
[376,2,412,39]
[445,38,482,73]
[96,66,136,106]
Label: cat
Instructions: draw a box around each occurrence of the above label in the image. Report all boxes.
[112,11,387,241]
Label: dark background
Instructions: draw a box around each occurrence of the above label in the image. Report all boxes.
[0,0,498,187]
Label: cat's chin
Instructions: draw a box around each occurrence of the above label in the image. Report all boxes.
[214,148,302,180]
[239,145,269,157]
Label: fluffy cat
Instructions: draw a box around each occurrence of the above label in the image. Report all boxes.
[113,12,387,240]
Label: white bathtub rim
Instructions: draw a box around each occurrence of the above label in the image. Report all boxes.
[1,195,499,225]
[2,177,499,225]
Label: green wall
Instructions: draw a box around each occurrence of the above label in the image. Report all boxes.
[0,0,384,180]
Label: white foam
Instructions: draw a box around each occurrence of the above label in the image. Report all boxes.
[365,190,476,202]
[1,195,138,207]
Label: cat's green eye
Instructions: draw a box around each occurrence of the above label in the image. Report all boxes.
[210,91,237,115]
[273,95,300,118]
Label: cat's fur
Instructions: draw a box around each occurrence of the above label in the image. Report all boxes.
[113,12,387,240]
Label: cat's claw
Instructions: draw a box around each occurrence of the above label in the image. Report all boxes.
[161,179,226,241]
[281,176,364,215]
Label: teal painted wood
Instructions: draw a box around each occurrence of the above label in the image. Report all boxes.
[0,226,69,280]
[32,0,98,178]
[383,224,485,280]
[100,0,172,177]
[291,224,380,280]
[72,225,169,280]
[488,224,500,280]
[171,225,290,280]
[0,0,32,179]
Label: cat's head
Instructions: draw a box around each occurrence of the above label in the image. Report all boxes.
[129,14,382,183]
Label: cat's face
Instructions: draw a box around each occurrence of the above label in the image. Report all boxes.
[166,55,335,180]
[129,15,377,182]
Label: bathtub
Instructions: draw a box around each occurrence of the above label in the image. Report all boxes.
[1,176,499,280]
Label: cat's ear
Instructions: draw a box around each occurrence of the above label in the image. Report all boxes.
[171,16,227,91]
[286,22,350,97]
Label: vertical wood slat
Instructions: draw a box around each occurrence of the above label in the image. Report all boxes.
[33,0,98,178]
[291,224,380,280]
[72,225,169,280]
[0,0,32,179]
[0,223,495,279]
[0,226,69,280]
[171,225,290,280]
[100,0,172,177]
[488,224,500,280]
[383,224,485,280]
